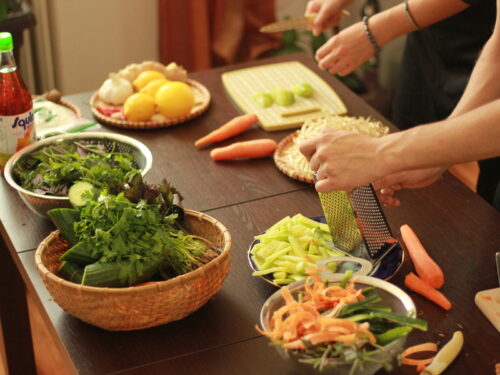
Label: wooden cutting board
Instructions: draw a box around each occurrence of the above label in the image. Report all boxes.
[475,287,500,332]
[221,61,347,131]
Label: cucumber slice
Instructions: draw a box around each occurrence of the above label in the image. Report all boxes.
[82,260,161,287]
[57,261,84,284]
[60,241,100,265]
[47,208,80,246]
[68,181,94,207]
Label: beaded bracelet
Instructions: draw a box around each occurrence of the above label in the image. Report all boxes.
[404,0,421,30]
[362,16,380,54]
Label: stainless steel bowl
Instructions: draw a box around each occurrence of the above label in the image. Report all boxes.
[4,132,153,218]
[260,273,416,375]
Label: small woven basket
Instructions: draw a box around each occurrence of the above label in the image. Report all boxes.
[35,209,231,331]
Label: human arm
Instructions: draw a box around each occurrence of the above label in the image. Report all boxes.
[450,9,500,116]
[299,99,500,193]
[316,0,469,75]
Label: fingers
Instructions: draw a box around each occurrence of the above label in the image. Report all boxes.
[378,194,401,208]
[298,138,318,161]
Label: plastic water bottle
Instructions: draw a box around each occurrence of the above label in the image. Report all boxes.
[0,31,34,171]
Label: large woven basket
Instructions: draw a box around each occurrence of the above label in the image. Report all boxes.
[35,209,231,331]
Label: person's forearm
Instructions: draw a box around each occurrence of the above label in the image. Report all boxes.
[369,0,469,47]
[380,99,500,174]
[450,18,500,116]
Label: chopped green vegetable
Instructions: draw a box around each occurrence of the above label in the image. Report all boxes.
[68,181,95,207]
[251,214,344,285]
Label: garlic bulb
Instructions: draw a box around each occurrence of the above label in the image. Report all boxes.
[98,73,134,105]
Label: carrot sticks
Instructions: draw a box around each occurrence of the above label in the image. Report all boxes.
[195,113,258,147]
[210,139,277,161]
[400,224,444,289]
[404,272,452,311]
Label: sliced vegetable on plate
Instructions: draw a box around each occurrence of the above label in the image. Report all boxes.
[249,214,345,285]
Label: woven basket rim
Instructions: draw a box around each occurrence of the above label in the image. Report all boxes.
[35,209,231,294]
[274,131,314,185]
[90,79,211,129]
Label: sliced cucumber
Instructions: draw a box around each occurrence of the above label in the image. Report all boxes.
[47,208,80,246]
[57,261,84,284]
[60,241,101,265]
[82,260,161,287]
[68,181,94,207]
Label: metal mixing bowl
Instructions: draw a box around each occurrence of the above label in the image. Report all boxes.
[260,273,416,375]
[4,132,153,218]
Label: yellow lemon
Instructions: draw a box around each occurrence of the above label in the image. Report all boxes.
[132,70,166,91]
[155,81,194,118]
[140,78,169,98]
[123,92,155,121]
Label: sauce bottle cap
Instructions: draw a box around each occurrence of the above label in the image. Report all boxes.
[0,32,14,52]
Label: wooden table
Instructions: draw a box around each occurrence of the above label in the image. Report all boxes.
[1,53,499,375]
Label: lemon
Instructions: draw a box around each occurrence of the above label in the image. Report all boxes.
[123,93,156,121]
[140,78,169,98]
[132,70,166,91]
[155,81,194,118]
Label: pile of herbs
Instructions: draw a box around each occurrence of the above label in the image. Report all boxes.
[48,174,219,287]
[274,274,427,374]
[13,139,140,196]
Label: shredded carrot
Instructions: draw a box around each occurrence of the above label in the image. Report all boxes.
[400,224,444,289]
[401,342,438,357]
[210,139,277,161]
[194,113,258,147]
[405,272,452,311]
[257,274,374,350]
[401,342,438,372]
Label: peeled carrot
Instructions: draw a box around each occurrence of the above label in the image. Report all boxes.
[401,224,444,289]
[404,272,452,311]
[210,139,277,161]
[195,113,258,147]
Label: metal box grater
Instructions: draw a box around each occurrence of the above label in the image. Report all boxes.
[318,184,398,267]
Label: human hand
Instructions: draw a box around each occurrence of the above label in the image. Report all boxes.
[306,0,353,36]
[299,129,391,192]
[316,22,375,76]
[373,167,447,207]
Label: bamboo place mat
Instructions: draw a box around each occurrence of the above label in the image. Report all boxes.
[221,61,347,131]
[90,79,210,130]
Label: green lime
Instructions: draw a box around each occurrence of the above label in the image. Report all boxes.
[252,92,274,108]
[272,88,295,106]
[292,82,314,97]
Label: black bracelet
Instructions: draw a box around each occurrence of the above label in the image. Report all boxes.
[362,16,381,54]
[404,0,421,30]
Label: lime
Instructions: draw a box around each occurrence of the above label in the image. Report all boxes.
[252,92,274,108]
[123,93,156,121]
[292,82,314,97]
[155,81,194,118]
[272,88,295,106]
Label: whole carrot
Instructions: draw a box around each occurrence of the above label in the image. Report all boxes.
[404,272,452,311]
[195,113,258,147]
[210,139,277,161]
[400,224,444,289]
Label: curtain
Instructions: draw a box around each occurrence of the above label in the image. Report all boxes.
[158,0,281,71]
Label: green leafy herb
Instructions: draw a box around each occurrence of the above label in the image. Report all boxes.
[13,140,140,196]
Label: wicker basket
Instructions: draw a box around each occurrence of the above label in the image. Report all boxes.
[35,209,231,331]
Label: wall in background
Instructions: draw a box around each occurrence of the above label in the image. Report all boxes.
[27,0,158,95]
